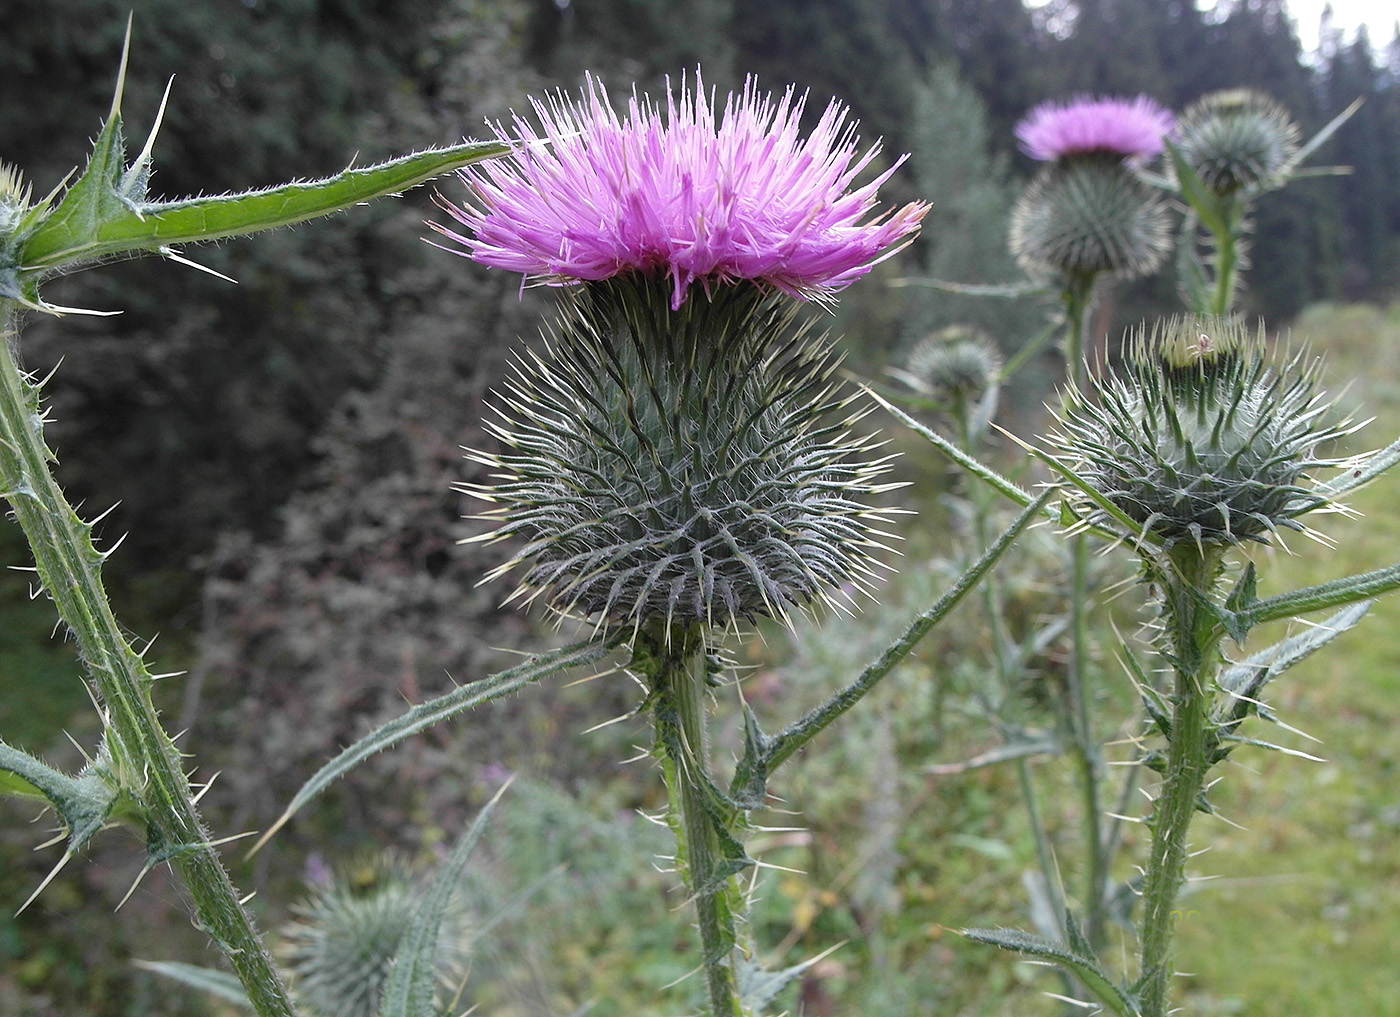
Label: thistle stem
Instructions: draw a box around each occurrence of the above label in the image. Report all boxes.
[0,305,298,1017]
[1138,545,1226,1016]
[1061,272,1109,953]
[1206,203,1242,317]
[642,623,745,1017]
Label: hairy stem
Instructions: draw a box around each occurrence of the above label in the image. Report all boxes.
[642,623,745,1017]
[0,305,297,1017]
[1138,544,1226,1016]
[1061,272,1109,953]
[1206,203,1242,317]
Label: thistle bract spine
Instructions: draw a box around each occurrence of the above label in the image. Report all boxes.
[464,277,901,628]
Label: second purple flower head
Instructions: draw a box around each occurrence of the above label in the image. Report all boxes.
[1016,95,1174,163]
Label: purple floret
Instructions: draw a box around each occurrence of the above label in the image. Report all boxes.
[1016,95,1174,162]
[431,73,928,309]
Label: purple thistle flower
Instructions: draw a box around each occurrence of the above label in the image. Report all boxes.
[1015,95,1174,162]
[431,73,928,309]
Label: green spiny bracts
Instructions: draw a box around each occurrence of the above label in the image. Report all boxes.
[280,853,473,1017]
[904,325,1002,407]
[463,275,902,628]
[1,163,43,301]
[1049,316,1352,552]
[1009,153,1170,280]
[1174,89,1301,197]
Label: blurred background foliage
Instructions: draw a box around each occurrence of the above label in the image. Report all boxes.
[1,0,1398,1013]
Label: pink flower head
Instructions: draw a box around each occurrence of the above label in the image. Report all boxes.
[431,72,928,309]
[1015,95,1174,162]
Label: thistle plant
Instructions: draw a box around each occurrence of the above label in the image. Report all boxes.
[880,77,1388,1016]
[1166,88,1358,316]
[965,314,1400,1017]
[1006,95,1176,963]
[1010,94,1175,369]
[430,71,937,1015]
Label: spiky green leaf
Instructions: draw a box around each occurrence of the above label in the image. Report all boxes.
[1218,600,1370,701]
[134,962,253,1009]
[379,782,508,1017]
[22,140,508,272]
[1248,563,1400,627]
[0,739,118,854]
[251,632,625,854]
[962,927,1142,1017]
[1166,140,1232,237]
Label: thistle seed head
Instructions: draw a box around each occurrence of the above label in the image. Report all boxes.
[1048,316,1350,552]
[464,276,902,628]
[1010,155,1171,280]
[1174,89,1301,196]
[280,853,473,1017]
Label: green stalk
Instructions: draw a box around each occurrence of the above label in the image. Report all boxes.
[1060,271,1109,953]
[0,305,297,1017]
[1206,203,1243,317]
[1137,544,1226,1016]
[643,623,744,1017]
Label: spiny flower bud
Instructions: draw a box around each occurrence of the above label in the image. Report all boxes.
[464,276,901,628]
[279,853,473,1017]
[1048,316,1351,551]
[904,325,1002,407]
[1174,89,1301,196]
[0,163,33,227]
[1010,155,1170,280]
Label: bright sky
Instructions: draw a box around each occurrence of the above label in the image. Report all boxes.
[1285,0,1399,51]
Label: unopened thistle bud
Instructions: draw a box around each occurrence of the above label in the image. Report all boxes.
[465,276,901,627]
[0,163,33,225]
[1047,316,1350,552]
[1174,89,1301,197]
[280,854,473,1017]
[904,325,1002,407]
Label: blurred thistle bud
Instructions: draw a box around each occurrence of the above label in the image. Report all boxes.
[1009,155,1171,280]
[904,326,1002,406]
[464,276,902,628]
[1174,89,1301,197]
[1047,316,1352,552]
[897,325,1002,445]
[280,853,473,1017]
